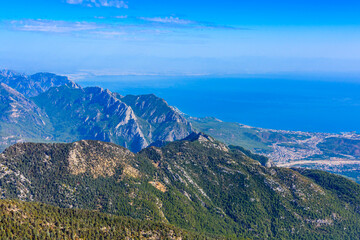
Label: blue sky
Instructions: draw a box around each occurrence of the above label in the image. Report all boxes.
[1,0,360,78]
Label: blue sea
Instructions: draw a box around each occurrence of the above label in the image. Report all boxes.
[80,74,360,133]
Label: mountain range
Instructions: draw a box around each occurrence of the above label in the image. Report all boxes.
[0,70,192,153]
[2,69,360,238]
[1,69,360,183]
[1,133,360,239]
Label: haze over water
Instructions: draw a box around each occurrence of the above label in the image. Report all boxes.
[2,0,360,135]
[80,74,360,134]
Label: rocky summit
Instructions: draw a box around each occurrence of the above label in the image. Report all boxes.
[0,70,80,98]
[1,133,360,239]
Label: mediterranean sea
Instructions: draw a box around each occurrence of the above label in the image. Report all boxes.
[80,74,360,133]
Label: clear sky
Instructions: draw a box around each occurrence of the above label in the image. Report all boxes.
[1,0,360,77]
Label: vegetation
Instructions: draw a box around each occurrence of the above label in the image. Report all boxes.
[318,137,360,157]
[188,116,271,152]
[229,145,269,166]
[0,199,210,239]
[0,83,54,152]
[2,135,360,239]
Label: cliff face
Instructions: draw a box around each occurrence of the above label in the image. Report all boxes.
[0,71,194,152]
[0,83,52,148]
[0,83,46,125]
[122,94,193,142]
[32,86,193,152]
[1,135,360,239]
[32,86,149,152]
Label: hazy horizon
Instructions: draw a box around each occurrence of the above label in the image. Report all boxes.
[1,0,360,133]
[1,0,360,77]
[77,74,360,134]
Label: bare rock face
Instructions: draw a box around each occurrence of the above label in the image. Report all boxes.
[121,94,193,143]
[67,140,135,178]
[32,86,150,152]
[0,83,46,124]
[0,162,33,201]
[0,70,194,153]
[0,83,52,150]
[31,85,193,152]
[0,140,139,203]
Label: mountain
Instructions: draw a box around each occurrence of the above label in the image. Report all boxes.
[1,134,360,239]
[0,70,193,152]
[121,94,192,142]
[0,199,207,239]
[189,116,360,183]
[0,70,82,152]
[0,83,52,150]
[32,86,193,152]
[0,70,80,97]
[1,69,360,183]
[32,86,149,152]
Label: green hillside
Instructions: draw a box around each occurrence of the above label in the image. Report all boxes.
[1,135,360,239]
[188,117,271,152]
[0,199,209,239]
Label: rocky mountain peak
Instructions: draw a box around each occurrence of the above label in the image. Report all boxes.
[0,69,23,78]
[67,140,136,178]
[0,71,80,97]
[184,132,213,142]
[183,132,229,152]
[0,70,194,153]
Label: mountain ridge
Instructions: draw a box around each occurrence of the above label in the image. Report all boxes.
[189,116,360,183]
[1,69,360,183]
[1,136,360,238]
[0,83,52,147]
[0,70,193,152]
[0,70,80,97]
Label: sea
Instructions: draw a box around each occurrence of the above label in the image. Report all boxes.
[79,74,360,134]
